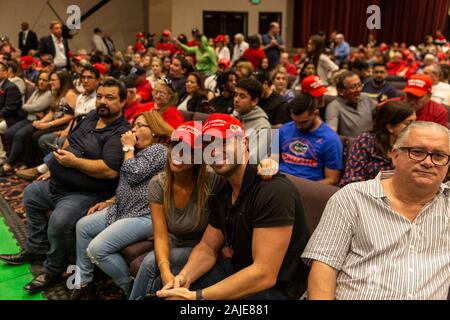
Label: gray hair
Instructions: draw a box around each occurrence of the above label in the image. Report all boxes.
[393,121,450,151]
[426,64,442,77]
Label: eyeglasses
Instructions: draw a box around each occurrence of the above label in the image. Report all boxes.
[397,147,450,167]
[133,123,151,129]
[346,82,363,90]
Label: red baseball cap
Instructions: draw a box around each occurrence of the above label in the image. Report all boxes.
[403,74,432,97]
[214,34,225,43]
[218,58,231,69]
[171,121,203,149]
[202,114,245,139]
[301,75,327,98]
[19,56,34,69]
[93,63,108,75]
[162,30,171,37]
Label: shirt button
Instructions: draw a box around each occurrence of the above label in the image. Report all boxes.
[409,268,414,273]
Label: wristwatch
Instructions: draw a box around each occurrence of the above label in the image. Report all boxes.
[196,289,204,300]
[122,145,135,152]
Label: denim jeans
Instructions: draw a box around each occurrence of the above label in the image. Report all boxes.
[191,259,289,300]
[129,246,192,300]
[5,119,34,166]
[23,180,97,275]
[76,209,153,293]
[38,132,58,155]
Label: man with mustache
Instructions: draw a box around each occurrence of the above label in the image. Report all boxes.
[326,71,376,137]
[0,79,130,294]
[277,93,342,186]
[303,121,450,300]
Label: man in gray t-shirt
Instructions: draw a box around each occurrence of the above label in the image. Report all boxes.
[326,71,375,137]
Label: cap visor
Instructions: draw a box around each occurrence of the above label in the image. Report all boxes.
[310,87,327,98]
[403,88,427,97]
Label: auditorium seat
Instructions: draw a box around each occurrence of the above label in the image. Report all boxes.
[180,110,210,122]
[122,174,339,277]
[25,82,36,101]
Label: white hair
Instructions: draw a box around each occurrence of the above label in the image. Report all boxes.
[393,121,450,151]
[235,33,244,41]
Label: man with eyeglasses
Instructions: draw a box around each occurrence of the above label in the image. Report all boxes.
[302,121,450,300]
[326,70,376,137]
[16,65,100,181]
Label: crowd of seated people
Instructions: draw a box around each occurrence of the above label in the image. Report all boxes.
[1,19,450,300]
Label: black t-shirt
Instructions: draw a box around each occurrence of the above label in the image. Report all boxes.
[210,95,234,114]
[47,110,131,199]
[259,91,291,125]
[209,164,310,299]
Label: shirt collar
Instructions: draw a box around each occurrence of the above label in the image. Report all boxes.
[83,90,97,99]
[370,170,450,199]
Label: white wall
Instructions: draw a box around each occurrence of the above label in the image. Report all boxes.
[0,0,145,52]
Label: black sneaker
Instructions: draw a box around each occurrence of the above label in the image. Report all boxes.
[0,250,46,266]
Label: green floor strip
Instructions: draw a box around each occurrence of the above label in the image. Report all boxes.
[0,216,45,300]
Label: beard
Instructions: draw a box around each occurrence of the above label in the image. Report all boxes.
[96,105,113,118]
[373,78,385,85]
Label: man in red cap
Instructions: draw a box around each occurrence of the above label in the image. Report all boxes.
[157,113,309,300]
[19,55,39,83]
[156,30,176,58]
[301,75,328,119]
[403,74,448,127]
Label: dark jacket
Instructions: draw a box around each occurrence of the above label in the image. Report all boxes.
[38,35,71,70]
[0,79,25,127]
[19,30,38,56]
[187,93,214,114]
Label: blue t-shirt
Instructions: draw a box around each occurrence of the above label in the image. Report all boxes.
[278,121,343,181]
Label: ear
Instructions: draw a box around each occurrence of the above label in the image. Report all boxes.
[386,124,395,134]
[251,97,259,108]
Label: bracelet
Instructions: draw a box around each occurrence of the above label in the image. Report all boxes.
[157,260,170,268]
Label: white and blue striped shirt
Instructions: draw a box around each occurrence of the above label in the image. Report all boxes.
[302,171,450,300]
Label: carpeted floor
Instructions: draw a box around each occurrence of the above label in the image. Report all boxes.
[0,173,125,300]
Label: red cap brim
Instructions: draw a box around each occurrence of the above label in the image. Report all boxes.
[403,87,427,97]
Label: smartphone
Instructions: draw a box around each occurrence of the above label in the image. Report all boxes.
[45,142,60,152]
